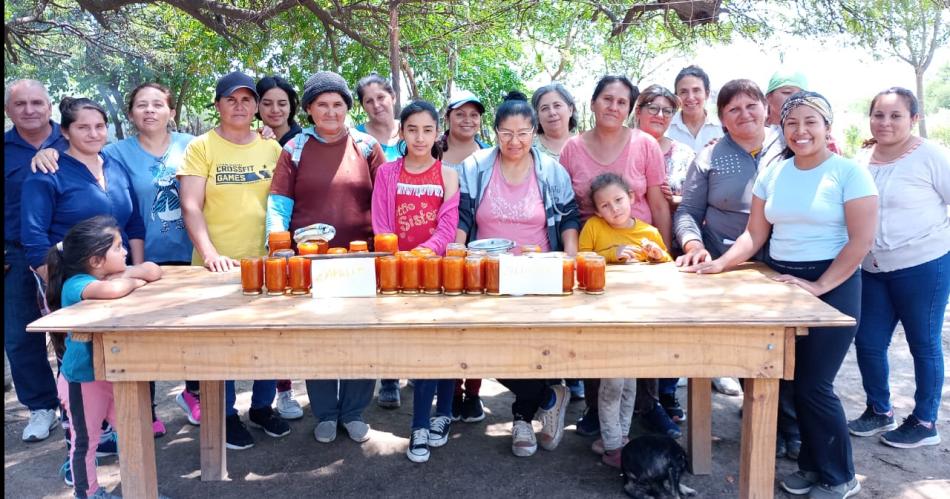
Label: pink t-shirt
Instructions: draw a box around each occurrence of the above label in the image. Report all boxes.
[559,128,665,223]
[475,159,550,252]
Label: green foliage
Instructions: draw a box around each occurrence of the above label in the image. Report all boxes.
[925,63,950,114]
[842,124,864,158]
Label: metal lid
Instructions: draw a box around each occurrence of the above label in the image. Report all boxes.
[467,238,515,255]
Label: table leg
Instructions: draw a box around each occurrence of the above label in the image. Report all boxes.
[739,377,779,499]
[113,381,158,499]
[687,377,711,475]
[199,380,227,481]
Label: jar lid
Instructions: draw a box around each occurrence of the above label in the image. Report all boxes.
[467,238,515,254]
[269,231,291,242]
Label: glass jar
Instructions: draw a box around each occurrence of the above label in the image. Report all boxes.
[349,240,368,253]
[575,251,598,290]
[373,233,399,254]
[442,256,464,295]
[584,255,606,295]
[400,254,421,294]
[464,255,484,294]
[240,257,263,295]
[265,257,287,295]
[484,254,501,296]
[288,256,311,295]
[327,247,348,255]
[422,256,442,294]
[520,244,542,254]
[378,255,399,294]
[268,231,292,256]
[445,242,467,258]
[297,240,325,255]
[562,256,575,295]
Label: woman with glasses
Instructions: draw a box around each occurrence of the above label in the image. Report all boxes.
[634,84,695,209]
[455,91,580,457]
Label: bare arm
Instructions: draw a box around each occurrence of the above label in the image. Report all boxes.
[81,277,147,300]
[646,185,672,250]
[681,196,771,274]
[560,228,578,256]
[179,175,237,272]
[129,239,145,265]
[772,196,878,296]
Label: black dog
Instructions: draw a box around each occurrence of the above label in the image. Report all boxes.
[621,435,697,498]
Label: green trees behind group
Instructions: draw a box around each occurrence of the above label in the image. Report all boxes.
[4,1,948,138]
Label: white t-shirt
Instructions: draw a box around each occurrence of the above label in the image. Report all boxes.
[665,110,724,154]
[753,154,877,262]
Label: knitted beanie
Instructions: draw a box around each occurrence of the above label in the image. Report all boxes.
[301,71,353,110]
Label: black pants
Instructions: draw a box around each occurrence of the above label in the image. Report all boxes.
[498,379,552,422]
[770,259,858,486]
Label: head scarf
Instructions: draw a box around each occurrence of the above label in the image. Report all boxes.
[780,91,833,126]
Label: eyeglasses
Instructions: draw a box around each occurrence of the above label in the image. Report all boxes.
[642,104,675,118]
[496,129,534,142]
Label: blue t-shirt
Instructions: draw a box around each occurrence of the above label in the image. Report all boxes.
[60,273,98,383]
[104,133,195,263]
[753,154,878,262]
[355,123,402,161]
[3,121,69,242]
[20,152,146,268]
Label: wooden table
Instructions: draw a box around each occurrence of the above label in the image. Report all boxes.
[28,263,854,499]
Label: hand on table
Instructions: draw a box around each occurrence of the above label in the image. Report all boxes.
[772,274,824,296]
[204,254,239,273]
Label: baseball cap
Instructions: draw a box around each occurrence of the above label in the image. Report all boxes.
[766,69,808,95]
[214,71,259,102]
[447,90,485,114]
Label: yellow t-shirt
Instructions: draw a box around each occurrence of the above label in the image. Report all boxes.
[178,130,281,264]
[578,215,672,263]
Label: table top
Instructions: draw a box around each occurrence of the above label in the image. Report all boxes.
[27,262,855,334]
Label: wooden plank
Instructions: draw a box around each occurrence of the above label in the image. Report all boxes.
[98,327,786,381]
[199,380,227,481]
[27,264,856,334]
[687,378,712,475]
[114,382,158,499]
[739,378,779,499]
[92,334,106,381]
[783,327,797,381]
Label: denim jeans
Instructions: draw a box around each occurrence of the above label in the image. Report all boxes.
[225,380,277,416]
[498,379,553,422]
[770,259,859,487]
[3,242,58,411]
[855,252,949,423]
[411,379,455,429]
[306,379,374,423]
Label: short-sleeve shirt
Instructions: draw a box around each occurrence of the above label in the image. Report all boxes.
[475,158,550,252]
[60,273,98,383]
[178,130,281,263]
[665,110,724,154]
[105,132,195,263]
[356,123,402,161]
[269,130,385,246]
[753,154,878,262]
[560,128,666,223]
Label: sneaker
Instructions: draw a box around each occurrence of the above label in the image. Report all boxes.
[659,393,686,423]
[22,408,58,442]
[461,395,486,423]
[511,420,537,457]
[248,406,291,438]
[780,470,820,495]
[314,420,337,443]
[225,414,254,450]
[96,430,118,457]
[575,407,600,437]
[428,416,452,448]
[643,402,682,439]
[275,390,304,420]
[537,385,569,451]
[848,405,897,437]
[377,382,401,409]
[602,448,622,468]
[786,436,802,460]
[59,455,74,487]
[568,380,585,401]
[406,428,430,463]
[712,377,742,396]
[677,377,688,387]
[176,391,201,426]
[153,418,166,438]
[343,420,371,443]
[451,395,463,422]
[880,415,941,448]
[808,477,860,499]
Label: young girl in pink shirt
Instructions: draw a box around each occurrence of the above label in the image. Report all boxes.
[370,100,460,463]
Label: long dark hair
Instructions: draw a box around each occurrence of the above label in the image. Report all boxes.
[862,87,919,148]
[45,216,120,357]
[398,100,442,160]
[255,76,299,129]
[494,90,536,130]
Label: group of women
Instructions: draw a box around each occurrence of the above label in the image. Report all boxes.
[8,58,947,499]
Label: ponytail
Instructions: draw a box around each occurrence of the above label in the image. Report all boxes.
[44,245,68,359]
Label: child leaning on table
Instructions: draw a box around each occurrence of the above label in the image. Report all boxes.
[46,215,162,499]
[369,100,460,464]
[578,173,673,468]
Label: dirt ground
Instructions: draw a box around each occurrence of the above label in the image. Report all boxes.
[5,326,950,499]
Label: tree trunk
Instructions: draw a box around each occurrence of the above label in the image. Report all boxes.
[916,68,928,138]
[445,42,456,111]
[97,84,124,140]
[175,78,190,129]
[388,0,402,115]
